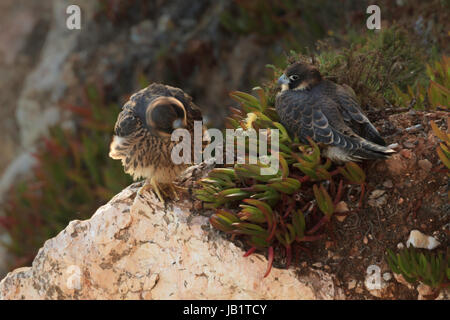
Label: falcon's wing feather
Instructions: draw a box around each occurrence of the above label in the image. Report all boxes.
[334,84,366,123]
[277,92,361,153]
[334,83,386,146]
[311,98,363,153]
[114,103,138,137]
[277,91,394,160]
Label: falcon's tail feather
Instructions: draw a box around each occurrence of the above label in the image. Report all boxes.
[353,139,396,160]
[362,122,386,146]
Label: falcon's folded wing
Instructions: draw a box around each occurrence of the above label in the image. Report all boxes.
[276,91,394,160]
[334,83,386,146]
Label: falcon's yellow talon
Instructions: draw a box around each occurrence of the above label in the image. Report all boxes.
[138,178,164,203]
[150,177,165,203]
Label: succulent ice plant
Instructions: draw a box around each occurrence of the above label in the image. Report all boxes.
[195,86,367,277]
[386,247,450,295]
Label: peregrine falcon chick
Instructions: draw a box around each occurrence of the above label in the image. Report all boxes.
[276,61,395,162]
[109,83,203,202]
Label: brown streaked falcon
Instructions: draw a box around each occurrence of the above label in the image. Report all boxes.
[109,83,203,202]
[275,61,395,162]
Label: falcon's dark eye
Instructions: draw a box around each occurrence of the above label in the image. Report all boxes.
[289,75,299,81]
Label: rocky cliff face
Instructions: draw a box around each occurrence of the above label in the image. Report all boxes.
[0,183,343,299]
[0,0,447,299]
[0,0,268,276]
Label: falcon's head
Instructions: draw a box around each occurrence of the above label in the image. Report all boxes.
[278,62,322,91]
[145,96,187,137]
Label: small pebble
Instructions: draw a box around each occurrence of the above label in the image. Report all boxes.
[348,279,357,290]
[370,189,386,199]
[335,201,349,213]
[417,283,434,300]
[418,159,432,172]
[405,124,423,132]
[400,149,412,159]
[368,194,387,207]
[406,230,440,250]
[383,180,393,188]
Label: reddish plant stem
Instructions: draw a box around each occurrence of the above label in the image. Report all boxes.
[291,174,310,183]
[301,203,310,212]
[266,214,277,242]
[329,169,340,176]
[334,179,344,205]
[297,234,325,242]
[299,176,310,183]
[283,198,296,218]
[258,206,273,230]
[330,179,336,197]
[306,215,330,235]
[327,223,336,242]
[358,183,365,208]
[264,246,274,278]
[243,246,256,257]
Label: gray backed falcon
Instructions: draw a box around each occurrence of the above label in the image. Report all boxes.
[275,61,395,163]
[109,83,204,203]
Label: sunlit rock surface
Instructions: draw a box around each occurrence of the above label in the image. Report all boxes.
[0,184,343,300]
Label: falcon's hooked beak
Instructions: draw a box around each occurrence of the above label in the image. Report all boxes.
[277,74,290,91]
